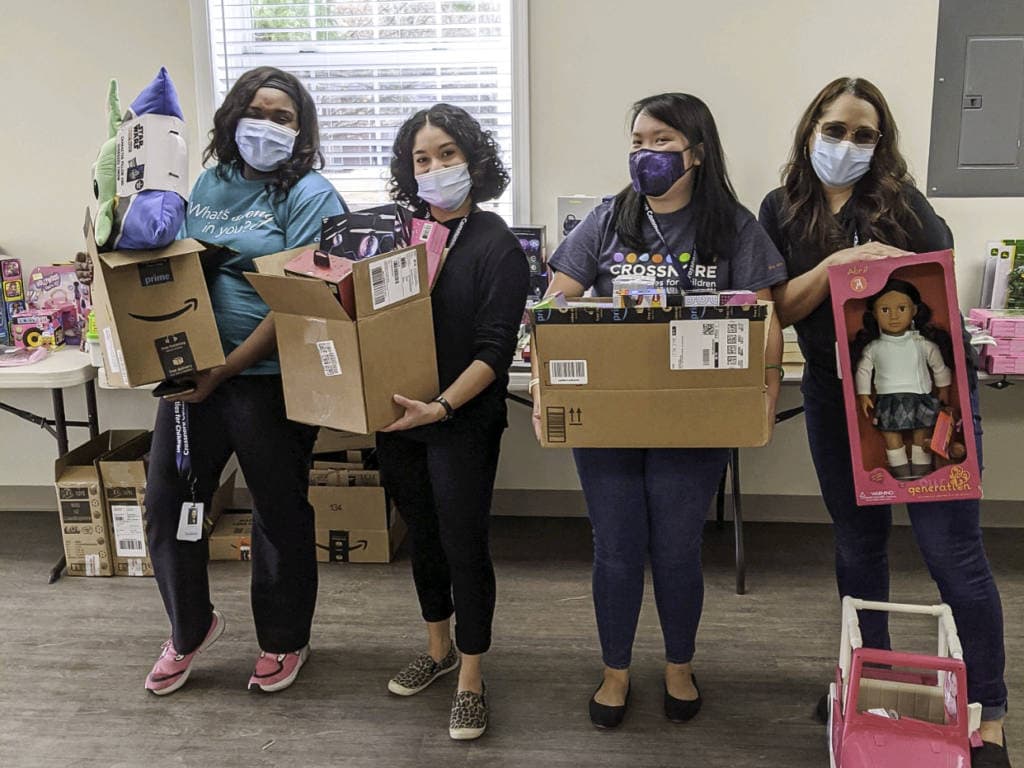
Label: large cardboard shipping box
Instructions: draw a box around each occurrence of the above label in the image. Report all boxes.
[828,250,981,507]
[309,485,405,564]
[54,430,148,577]
[205,473,247,561]
[97,432,153,577]
[85,211,224,387]
[530,301,773,448]
[246,244,438,434]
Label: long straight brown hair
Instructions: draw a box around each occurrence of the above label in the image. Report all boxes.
[779,77,920,254]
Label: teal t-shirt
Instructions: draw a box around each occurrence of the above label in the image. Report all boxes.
[184,165,345,375]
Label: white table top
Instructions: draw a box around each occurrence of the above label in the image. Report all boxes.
[0,349,96,390]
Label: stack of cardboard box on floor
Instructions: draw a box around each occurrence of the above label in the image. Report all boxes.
[781,326,805,376]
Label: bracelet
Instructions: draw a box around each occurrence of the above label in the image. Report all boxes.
[765,363,785,381]
[432,395,454,422]
[528,377,540,392]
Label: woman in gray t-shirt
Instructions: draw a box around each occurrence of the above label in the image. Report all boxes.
[532,92,787,729]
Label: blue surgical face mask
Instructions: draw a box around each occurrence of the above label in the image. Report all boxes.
[416,162,472,211]
[235,117,298,172]
[809,133,874,188]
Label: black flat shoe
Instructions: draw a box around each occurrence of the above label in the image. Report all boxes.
[972,731,1012,768]
[589,681,630,729]
[664,674,702,723]
[815,692,829,724]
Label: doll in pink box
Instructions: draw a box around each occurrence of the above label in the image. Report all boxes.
[852,278,954,478]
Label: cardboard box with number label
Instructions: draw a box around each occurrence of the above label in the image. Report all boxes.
[84,209,224,388]
[246,243,438,434]
[529,301,774,448]
[53,430,148,577]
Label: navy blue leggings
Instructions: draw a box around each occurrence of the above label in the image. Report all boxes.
[802,368,1007,719]
[573,447,730,669]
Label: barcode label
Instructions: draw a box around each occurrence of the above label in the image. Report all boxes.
[103,327,120,373]
[111,503,146,558]
[669,319,749,370]
[546,407,567,443]
[316,340,342,377]
[85,554,100,577]
[419,221,434,239]
[369,249,420,310]
[549,359,588,385]
[127,559,145,577]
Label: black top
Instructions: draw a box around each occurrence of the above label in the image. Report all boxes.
[431,209,530,419]
[758,184,954,378]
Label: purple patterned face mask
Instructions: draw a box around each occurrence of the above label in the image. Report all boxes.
[629,148,693,197]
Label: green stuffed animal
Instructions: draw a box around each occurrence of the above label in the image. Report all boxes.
[92,80,122,249]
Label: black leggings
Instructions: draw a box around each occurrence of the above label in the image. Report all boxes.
[146,375,318,654]
[377,414,504,655]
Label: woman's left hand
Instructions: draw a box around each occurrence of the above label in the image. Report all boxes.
[380,394,446,432]
[165,367,229,404]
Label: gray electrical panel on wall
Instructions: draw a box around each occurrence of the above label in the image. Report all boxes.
[928,0,1024,197]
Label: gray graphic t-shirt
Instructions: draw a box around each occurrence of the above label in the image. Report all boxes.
[549,198,787,296]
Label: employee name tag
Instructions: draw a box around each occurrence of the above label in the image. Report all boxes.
[177,502,204,542]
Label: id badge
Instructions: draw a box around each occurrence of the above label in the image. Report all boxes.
[177,502,204,542]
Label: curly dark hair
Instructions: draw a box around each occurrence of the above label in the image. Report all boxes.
[612,92,740,260]
[202,67,324,201]
[779,77,922,254]
[850,278,954,370]
[388,103,509,214]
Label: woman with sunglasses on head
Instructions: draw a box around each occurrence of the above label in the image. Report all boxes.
[759,77,1010,767]
[536,92,786,729]
[376,103,529,741]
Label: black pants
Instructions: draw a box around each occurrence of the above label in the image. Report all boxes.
[146,375,319,655]
[377,409,505,655]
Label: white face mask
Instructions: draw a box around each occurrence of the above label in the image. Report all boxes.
[416,162,472,211]
[810,134,875,189]
[235,117,298,172]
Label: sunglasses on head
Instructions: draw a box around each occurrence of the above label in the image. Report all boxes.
[819,121,882,147]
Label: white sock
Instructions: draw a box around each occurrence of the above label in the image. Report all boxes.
[911,445,929,464]
[886,448,909,467]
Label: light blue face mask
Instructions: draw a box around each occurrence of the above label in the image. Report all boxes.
[235,117,298,172]
[810,134,875,188]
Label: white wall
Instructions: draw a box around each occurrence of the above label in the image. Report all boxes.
[2,0,1023,503]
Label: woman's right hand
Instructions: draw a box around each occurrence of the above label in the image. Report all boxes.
[74,251,93,286]
[825,242,910,268]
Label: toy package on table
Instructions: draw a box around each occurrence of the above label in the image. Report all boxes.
[26,264,91,345]
[12,308,66,350]
[828,250,981,506]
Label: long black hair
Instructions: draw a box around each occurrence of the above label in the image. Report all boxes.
[203,67,324,200]
[388,103,509,215]
[850,278,954,368]
[779,77,922,254]
[613,93,740,259]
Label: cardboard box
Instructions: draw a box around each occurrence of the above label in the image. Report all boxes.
[969,307,1024,338]
[208,512,253,561]
[115,113,189,199]
[984,354,1024,375]
[97,432,153,576]
[54,430,148,577]
[313,429,378,453]
[246,244,438,434]
[828,250,981,507]
[310,485,405,563]
[530,301,773,448]
[309,467,381,487]
[85,210,224,387]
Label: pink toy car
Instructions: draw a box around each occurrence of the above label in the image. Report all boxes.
[828,597,982,768]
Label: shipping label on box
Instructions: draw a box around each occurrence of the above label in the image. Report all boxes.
[84,209,224,387]
[530,301,772,448]
[54,430,148,577]
[115,113,189,199]
[98,432,153,576]
[247,243,438,434]
[828,250,981,507]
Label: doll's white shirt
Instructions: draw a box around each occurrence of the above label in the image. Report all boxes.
[855,331,952,396]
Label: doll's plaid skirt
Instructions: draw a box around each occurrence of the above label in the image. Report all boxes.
[874,392,941,431]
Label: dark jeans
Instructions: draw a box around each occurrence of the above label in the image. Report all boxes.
[146,375,319,655]
[376,412,505,656]
[802,367,1007,719]
[572,447,731,669]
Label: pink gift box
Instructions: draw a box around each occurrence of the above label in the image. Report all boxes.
[829,250,981,506]
[985,354,1024,375]
[968,307,1024,338]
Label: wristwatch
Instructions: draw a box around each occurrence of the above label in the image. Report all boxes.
[433,395,454,422]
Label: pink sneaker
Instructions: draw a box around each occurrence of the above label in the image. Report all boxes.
[145,609,226,696]
[248,646,310,692]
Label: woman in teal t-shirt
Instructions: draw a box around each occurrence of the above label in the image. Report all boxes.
[140,67,343,696]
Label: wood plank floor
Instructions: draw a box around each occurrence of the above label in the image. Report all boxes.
[1,512,1020,768]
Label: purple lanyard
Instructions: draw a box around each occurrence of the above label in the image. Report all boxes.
[173,400,197,501]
